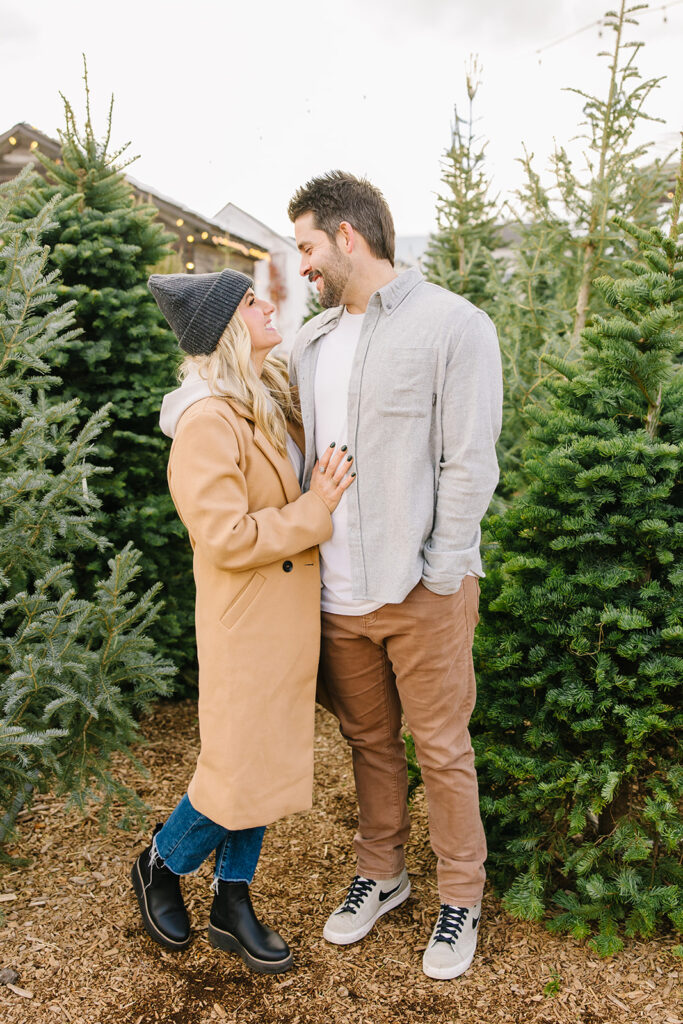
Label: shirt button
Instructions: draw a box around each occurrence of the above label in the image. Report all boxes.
[282,560,293,573]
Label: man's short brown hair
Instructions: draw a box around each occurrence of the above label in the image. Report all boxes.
[288,170,395,266]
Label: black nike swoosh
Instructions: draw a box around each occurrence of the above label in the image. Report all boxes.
[378,883,401,902]
[472,915,480,928]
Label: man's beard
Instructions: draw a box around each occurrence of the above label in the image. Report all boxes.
[318,248,352,308]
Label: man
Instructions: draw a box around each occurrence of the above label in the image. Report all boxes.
[287,171,502,980]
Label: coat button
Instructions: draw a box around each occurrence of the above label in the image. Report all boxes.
[282,560,293,572]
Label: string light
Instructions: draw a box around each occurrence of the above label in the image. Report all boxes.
[201,231,209,240]
[212,234,248,255]
[186,234,194,243]
[176,218,184,227]
[8,136,16,146]
[210,235,271,261]
[185,261,195,270]
[30,141,38,150]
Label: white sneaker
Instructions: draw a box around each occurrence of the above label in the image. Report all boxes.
[322,870,411,945]
[422,901,481,979]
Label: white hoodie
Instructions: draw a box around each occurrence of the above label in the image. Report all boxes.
[159,367,304,481]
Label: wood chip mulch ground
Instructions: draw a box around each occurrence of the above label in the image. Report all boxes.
[1,699,681,1024]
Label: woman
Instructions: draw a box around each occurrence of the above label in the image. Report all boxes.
[131,268,354,974]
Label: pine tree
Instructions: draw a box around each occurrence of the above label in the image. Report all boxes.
[490,0,674,487]
[15,69,196,683]
[423,58,501,311]
[472,146,683,953]
[0,168,174,853]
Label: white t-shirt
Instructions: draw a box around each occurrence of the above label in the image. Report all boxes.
[285,433,304,483]
[314,309,382,615]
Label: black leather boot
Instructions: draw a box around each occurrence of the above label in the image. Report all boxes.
[208,880,292,974]
[131,825,191,950]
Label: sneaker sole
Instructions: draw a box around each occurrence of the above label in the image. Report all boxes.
[322,881,411,945]
[130,860,191,951]
[207,922,293,975]
[422,944,477,980]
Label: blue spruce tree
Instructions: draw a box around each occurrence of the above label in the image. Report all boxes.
[0,168,174,853]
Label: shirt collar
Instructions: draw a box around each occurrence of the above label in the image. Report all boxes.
[375,267,423,315]
[304,267,424,348]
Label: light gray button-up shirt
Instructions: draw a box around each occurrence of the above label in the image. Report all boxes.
[289,268,503,604]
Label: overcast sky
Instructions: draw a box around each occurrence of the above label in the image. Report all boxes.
[1,0,681,237]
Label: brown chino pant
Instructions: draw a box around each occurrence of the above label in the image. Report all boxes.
[318,576,486,907]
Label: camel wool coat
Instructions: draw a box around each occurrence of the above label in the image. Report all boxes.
[167,396,332,830]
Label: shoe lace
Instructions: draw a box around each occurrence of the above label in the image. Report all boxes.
[432,904,468,946]
[339,875,376,914]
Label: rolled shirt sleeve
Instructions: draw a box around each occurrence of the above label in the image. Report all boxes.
[422,310,503,595]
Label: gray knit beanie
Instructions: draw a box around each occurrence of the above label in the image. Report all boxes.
[148,268,253,355]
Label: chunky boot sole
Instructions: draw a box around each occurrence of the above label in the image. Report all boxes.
[130,860,191,951]
[323,880,411,945]
[207,922,293,974]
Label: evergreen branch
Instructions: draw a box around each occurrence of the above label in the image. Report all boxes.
[0,781,34,847]
[669,135,683,244]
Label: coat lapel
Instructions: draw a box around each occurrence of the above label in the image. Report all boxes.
[253,425,301,504]
[224,398,302,504]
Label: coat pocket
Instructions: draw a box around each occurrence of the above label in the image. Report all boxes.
[375,349,437,417]
[220,571,266,630]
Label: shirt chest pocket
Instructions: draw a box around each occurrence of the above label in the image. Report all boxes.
[375,349,437,417]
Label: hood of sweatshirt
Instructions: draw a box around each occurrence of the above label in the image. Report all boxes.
[159,369,305,484]
[159,368,216,439]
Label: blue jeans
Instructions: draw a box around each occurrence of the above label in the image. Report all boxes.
[154,794,265,884]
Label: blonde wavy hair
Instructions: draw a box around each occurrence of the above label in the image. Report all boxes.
[178,312,301,455]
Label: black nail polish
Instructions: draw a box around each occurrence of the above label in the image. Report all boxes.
[340,445,348,452]
[329,441,336,448]
[347,454,353,461]
[351,472,357,478]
